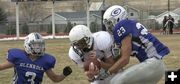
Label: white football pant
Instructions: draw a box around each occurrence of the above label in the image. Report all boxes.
[91,75,114,84]
[110,57,165,84]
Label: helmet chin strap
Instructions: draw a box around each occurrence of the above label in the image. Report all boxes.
[72,37,94,62]
[83,37,94,52]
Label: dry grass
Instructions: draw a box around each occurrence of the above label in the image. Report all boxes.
[0,33,179,84]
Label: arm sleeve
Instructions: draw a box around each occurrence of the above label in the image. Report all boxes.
[50,57,56,68]
[6,49,16,64]
[68,47,84,68]
[103,47,113,58]
[44,56,56,71]
[113,24,131,45]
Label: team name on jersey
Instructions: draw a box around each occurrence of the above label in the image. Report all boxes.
[20,63,44,71]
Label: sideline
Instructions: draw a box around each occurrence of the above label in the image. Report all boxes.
[0,35,69,41]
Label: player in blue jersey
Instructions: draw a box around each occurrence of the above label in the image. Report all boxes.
[0,32,72,84]
[102,5,170,84]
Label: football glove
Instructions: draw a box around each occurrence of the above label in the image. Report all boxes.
[95,69,110,80]
[63,66,72,76]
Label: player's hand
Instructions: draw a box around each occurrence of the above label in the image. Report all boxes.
[85,62,99,79]
[89,62,100,75]
[63,66,72,76]
[96,69,110,80]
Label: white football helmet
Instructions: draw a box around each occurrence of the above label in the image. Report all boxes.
[69,25,93,51]
[24,32,45,56]
[103,5,128,32]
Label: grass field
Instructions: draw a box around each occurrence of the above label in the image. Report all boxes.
[0,33,179,84]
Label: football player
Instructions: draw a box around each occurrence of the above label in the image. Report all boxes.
[103,5,170,84]
[0,32,72,84]
[68,25,117,84]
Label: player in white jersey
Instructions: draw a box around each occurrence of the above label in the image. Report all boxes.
[68,25,117,84]
[102,5,170,84]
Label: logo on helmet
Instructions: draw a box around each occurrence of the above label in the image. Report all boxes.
[111,8,121,16]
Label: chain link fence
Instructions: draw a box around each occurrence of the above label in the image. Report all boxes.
[0,0,180,37]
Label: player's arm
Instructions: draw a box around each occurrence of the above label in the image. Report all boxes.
[98,56,115,70]
[0,60,14,71]
[108,34,132,74]
[46,66,72,82]
[46,69,65,82]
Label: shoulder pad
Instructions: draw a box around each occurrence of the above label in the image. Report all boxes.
[93,31,114,50]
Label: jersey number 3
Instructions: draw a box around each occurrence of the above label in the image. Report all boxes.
[25,71,36,84]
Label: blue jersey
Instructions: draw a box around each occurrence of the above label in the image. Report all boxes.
[113,19,170,62]
[7,48,56,84]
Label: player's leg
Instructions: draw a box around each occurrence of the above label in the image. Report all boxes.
[162,28,165,35]
[110,57,165,84]
[91,75,113,84]
[165,27,167,35]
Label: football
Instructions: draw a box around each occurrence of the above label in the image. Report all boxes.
[83,58,101,71]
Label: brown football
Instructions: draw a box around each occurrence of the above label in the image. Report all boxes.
[83,58,101,71]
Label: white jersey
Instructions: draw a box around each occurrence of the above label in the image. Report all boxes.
[68,31,114,68]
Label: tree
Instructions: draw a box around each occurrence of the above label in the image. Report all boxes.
[6,24,16,35]
[64,21,73,33]
[0,7,7,24]
[21,23,29,34]
[72,1,86,11]
[90,22,98,32]
[47,24,52,34]
[47,23,58,34]
[20,2,46,23]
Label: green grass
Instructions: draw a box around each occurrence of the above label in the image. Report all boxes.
[0,34,180,84]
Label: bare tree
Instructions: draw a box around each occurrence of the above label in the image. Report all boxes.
[20,2,46,23]
[0,1,7,24]
[72,1,85,11]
